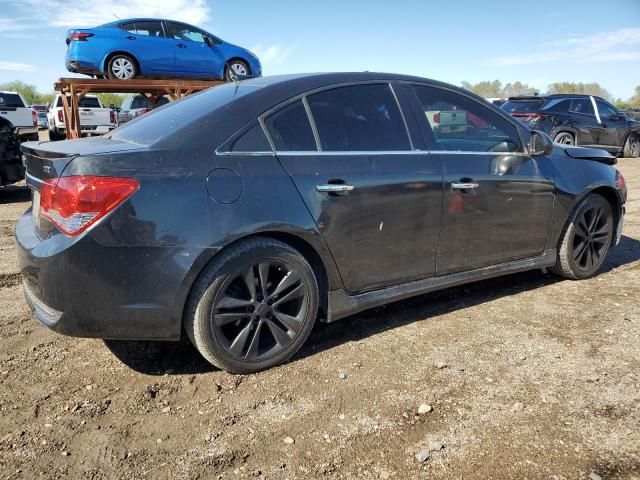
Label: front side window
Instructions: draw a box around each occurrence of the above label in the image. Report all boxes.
[168,22,205,43]
[569,99,594,115]
[306,84,410,151]
[596,100,618,119]
[412,85,522,153]
[264,100,316,151]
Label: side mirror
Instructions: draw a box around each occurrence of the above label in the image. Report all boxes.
[204,36,213,47]
[529,130,553,156]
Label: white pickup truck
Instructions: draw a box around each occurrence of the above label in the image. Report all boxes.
[47,94,116,140]
[0,91,38,141]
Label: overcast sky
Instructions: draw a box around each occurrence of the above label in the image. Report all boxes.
[1,0,639,99]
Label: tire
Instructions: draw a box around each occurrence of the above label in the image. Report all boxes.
[623,133,640,158]
[224,60,250,81]
[107,54,137,80]
[554,132,575,146]
[184,237,319,373]
[551,193,614,280]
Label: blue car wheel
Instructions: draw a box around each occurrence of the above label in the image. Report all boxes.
[225,59,250,81]
[107,54,138,80]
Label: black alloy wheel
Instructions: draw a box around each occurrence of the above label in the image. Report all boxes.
[553,194,613,279]
[185,238,319,373]
[212,261,308,360]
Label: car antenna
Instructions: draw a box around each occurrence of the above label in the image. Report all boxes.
[112,13,121,19]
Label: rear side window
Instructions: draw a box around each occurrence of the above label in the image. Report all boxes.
[0,93,25,108]
[264,100,316,151]
[413,85,522,153]
[307,84,410,151]
[569,99,594,115]
[501,100,544,113]
[223,122,271,153]
[121,21,165,37]
[131,96,150,109]
[55,96,101,108]
[542,99,570,113]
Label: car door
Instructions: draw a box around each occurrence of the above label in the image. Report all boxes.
[595,99,627,150]
[165,21,223,76]
[406,83,555,275]
[568,98,598,146]
[118,21,174,74]
[262,82,444,293]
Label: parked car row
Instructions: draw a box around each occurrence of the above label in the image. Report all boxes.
[501,94,640,157]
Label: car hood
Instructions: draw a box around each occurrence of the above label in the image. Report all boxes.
[563,146,616,165]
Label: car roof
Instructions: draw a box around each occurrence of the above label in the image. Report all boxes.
[508,93,607,101]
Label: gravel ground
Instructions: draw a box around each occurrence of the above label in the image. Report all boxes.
[0,155,638,480]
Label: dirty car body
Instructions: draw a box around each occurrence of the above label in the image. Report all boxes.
[16,73,627,371]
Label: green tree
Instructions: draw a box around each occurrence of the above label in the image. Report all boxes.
[502,81,537,97]
[96,93,125,108]
[546,82,613,101]
[461,80,503,98]
[0,80,40,105]
[626,85,640,108]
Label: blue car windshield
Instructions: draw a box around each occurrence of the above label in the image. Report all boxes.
[107,81,266,146]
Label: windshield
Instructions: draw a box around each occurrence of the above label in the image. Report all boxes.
[108,82,266,146]
[501,100,544,113]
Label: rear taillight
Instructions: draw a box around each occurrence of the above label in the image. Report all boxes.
[39,176,139,236]
[32,109,37,127]
[57,110,64,123]
[433,112,440,124]
[110,110,116,124]
[68,33,94,41]
[512,113,547,121]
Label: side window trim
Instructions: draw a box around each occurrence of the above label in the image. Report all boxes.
[259,81,416,154]
[215,120,276,156]
[401,80,527,154]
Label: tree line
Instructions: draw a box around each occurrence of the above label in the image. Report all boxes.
[0,80,124,109]
[461,80,640,109]
[2,79,640,110]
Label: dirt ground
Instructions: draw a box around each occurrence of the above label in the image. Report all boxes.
[0,146,638,479]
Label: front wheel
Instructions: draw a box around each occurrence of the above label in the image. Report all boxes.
[185,238,319,373]
[623,133,640,158]
[554,132,575,146]
[552,193,614,279]
[224,60,250,81]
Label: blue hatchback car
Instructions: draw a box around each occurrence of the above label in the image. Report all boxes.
[65,18,262,81]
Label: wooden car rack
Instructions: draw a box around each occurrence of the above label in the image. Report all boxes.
[54,77,226,139]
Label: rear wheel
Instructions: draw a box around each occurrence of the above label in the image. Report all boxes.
[552,194,613,279]
[623,133,640,158]
[185,238,319,373]
[554,132,575,146]
[107,54,137,80]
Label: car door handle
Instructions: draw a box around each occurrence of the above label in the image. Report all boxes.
[451,182,479,190]
[126,36,136,40]
[316,184,355,193]
[177,43,187,48]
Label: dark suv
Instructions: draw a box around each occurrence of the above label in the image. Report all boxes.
[501,94,640,157]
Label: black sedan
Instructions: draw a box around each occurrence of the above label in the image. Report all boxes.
[17,73,627,373]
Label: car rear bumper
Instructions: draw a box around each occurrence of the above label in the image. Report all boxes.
[15,210,200,341]
[65,59,100,76]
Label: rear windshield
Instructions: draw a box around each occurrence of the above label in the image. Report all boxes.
[108,82,266,146]
[56,96,102,108]
[501,100,544,113]
[0,93,25,108]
